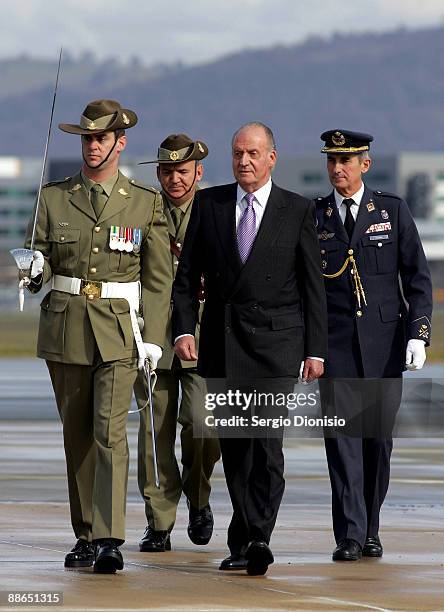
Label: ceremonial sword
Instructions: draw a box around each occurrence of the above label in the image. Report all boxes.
[143,359,160,489]
[10,47,63,310]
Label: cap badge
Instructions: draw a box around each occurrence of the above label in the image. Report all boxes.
[122,113,130,125]
[367,201,375,212]
[197,142,204,153]
[86,120,96,130]
[332,131,346,146]
[169,151,179,161]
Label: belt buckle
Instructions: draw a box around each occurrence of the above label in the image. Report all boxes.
[80,279,102,300]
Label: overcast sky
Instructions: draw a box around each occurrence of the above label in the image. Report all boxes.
[1,0,443,65]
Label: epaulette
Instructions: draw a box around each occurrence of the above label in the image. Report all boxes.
[42,177,70,188]
[373,190,401,200]
[129,179,159,194]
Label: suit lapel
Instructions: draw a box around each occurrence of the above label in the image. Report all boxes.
[230,184,288,296]
[350,186,380,246]
[321,191,349,244]
[213,183,240,273]
[98,171,131,224]
[68,173,97,222]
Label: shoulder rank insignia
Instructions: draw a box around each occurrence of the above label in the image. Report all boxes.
[318,231,335,240]
[367,201,375,212]
[326,206,333,217]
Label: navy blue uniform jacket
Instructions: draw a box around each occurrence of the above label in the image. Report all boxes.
[315,187,432,378]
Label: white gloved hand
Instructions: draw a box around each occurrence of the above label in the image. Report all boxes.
[30,250,44,279]
[405,339,426,371]
[138,343,162,371]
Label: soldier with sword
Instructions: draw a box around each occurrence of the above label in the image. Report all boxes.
[17,94,172,574]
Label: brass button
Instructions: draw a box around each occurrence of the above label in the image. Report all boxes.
[176,243,182,249]
[60,236,65,242]
[356,310,362,317]
[90,267,97,274]
[92,247,99,254]
[348,249,354,255]
[88,294,94,301]
[321,249,326,255]
[94,226,101,233]
[377,242,382,247]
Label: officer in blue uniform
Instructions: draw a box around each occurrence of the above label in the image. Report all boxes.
[315,130,432,561]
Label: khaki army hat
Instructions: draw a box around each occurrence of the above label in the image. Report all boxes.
[59,99,138,135]
[139,133,208,164]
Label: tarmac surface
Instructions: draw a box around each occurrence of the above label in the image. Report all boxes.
[0,359,444,610]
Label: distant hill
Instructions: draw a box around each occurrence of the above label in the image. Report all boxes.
[1,26,444,183]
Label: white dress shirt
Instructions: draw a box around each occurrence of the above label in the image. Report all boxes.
[334,182,365,222]
[236,178,273,230]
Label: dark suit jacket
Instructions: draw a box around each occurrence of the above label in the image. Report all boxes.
[315,186,433,378]
[172,182,327,378]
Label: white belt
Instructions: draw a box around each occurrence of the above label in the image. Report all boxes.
[52,274,145,361]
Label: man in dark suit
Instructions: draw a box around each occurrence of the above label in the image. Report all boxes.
[173,122,327,575]
[315,129,432,561]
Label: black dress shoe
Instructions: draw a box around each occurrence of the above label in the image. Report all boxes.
[245,541,274,576]
[363,535,383,557]
[64,539,96,568]
[219,553,248,571]
[139,526,171,552]
[187,502,213,545]
[93,539,124,574]
[332,539,362,561]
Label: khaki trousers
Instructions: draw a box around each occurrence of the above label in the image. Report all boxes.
[135,367,220,531]
[47,354,137,544]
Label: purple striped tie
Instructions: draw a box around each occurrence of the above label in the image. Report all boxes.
[237,192,256,263]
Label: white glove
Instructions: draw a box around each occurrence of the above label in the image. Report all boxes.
[138,343,162,371]
[30,250,44,279]
[405,339,426,371]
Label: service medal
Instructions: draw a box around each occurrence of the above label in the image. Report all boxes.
[109,226,119,250]
[132,228,142,254]
[124,227,133,252]
[117,226,126,251]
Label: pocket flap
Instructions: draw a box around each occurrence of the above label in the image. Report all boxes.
[41,291,71,312]
[48,228,80,244]
[271,312,303,330]
[110,298,130,315]
[379,302,401,322]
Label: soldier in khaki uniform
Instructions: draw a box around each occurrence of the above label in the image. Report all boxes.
[135,134,220,552]
[24,100,172,573]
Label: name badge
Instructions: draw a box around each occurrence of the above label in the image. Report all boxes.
[369,234,389,241]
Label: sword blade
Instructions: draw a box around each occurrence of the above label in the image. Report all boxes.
[144,361,160,489]
[30,47,63,251]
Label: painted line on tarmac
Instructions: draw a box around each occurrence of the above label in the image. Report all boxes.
[304,596,394,612]
[0,539,66,554]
